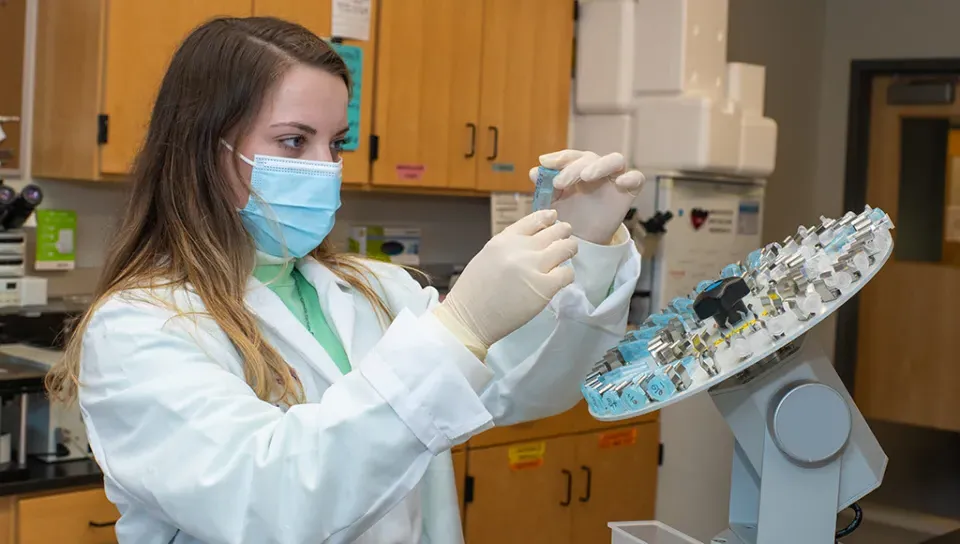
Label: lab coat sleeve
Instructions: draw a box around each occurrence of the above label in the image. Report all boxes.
[79,296,493,544]
[480,224,640,425]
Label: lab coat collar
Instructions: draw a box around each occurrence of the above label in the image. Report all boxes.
[244,257,355,386]
[297,257,356,364]
[253,250,351,289]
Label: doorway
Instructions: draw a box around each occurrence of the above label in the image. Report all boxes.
[842,60,960,527]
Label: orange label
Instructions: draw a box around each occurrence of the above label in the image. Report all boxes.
[599,428,638,449]
[508,441,546,471]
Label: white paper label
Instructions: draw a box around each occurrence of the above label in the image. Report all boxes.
[332,0,372,41]
[490,193,533,237]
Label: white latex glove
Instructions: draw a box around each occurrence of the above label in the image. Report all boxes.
[528,150,645,245]
[433,209,577,360]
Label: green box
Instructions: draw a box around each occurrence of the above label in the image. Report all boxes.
[35,209,76,270]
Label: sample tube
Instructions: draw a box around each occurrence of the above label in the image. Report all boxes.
[532,167,560,211]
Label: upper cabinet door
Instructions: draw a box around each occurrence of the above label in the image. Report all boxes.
[0,0,25,172]
[372,0,484,189]
[100,1,251,175]
[477,0,573,193]
[253,0,377,185]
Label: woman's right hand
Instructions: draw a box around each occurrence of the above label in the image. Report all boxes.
[433,209,578,359]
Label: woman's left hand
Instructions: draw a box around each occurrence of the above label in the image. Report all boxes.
[529,150,645,245]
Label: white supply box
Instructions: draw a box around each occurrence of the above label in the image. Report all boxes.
[575,0,635,113]
[634,0,729,98]
[0,277,47,307]
[611,521,701,544]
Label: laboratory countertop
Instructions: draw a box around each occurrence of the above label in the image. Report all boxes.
[0,344,102,497]
[0,457,103,497]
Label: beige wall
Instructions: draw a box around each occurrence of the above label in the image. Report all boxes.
[814,0,960,522]
[813,0,960,359]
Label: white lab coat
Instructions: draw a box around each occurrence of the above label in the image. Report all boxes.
[79,227,640,544]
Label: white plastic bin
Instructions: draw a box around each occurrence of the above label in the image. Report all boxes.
[610,521,703,544]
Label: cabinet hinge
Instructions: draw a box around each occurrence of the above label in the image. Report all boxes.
[464,475,475,505]
[97,114,109,145]
[658,443,664,466]
[369,134,380,162]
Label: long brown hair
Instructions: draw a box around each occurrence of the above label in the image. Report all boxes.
[45,17,392,406]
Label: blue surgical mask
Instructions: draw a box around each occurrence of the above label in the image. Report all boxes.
[222,140,342,258]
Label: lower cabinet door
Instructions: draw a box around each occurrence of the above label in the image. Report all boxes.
[571,423,660,543]
[452,450,467,522]
[18,487,119,544]
[464,436,576,544]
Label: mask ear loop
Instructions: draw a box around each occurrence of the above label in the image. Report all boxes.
[219,139,256,167]
[220,139,293,262]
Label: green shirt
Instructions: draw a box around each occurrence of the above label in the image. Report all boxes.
[253,259,351,375]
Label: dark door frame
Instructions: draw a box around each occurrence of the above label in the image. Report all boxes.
[838,58,960,389]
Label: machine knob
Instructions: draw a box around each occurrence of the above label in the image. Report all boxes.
[693,277,750,328]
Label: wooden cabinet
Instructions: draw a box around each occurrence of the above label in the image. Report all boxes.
[18,487,119,544]
[466,435,578,544]
[100,1,250,175]
[0,486,119,544]
[372,0,573,192]
[30,0,573,193]
[252,0,377,184]
[0,0,25,173]
[475,0,574,193]
[572,427,659,543]
[32,0,250,180]
[371,0,484,189]
[464,423,659,544]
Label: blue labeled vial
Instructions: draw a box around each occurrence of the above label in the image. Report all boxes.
[602,385,626,415]
[696,280,716,294]
[600,360,651,384]
[721,263,743,279]
[650,312,681,327]
[581,382,606,415]
[747,249,763,271]
[616,340,651,365]
[824,224,856,254]
[622,382,651,410]
[670,297,696,316]
[533,167,560,211]
[640,370,678,402]
[627,325,661,342]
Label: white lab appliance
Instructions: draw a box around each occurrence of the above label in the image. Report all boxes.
[0,344,88,462]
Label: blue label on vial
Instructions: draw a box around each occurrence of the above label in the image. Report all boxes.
[603,390,624,415]
[644,374,677,402]
[629,326,661,341]
[617,340,650,363]
[622,386,650,409]
[582,385,606,415]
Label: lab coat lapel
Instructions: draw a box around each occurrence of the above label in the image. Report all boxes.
[296,258,356,365]
[244,276,345,386]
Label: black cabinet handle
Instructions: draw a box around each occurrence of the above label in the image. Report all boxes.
[579,465,592,503]
[560,469,572,506]
[486,126,499,160]
[465,123,476,158]
[89,520,118,528]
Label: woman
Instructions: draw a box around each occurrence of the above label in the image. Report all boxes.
[46,17,644,544]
